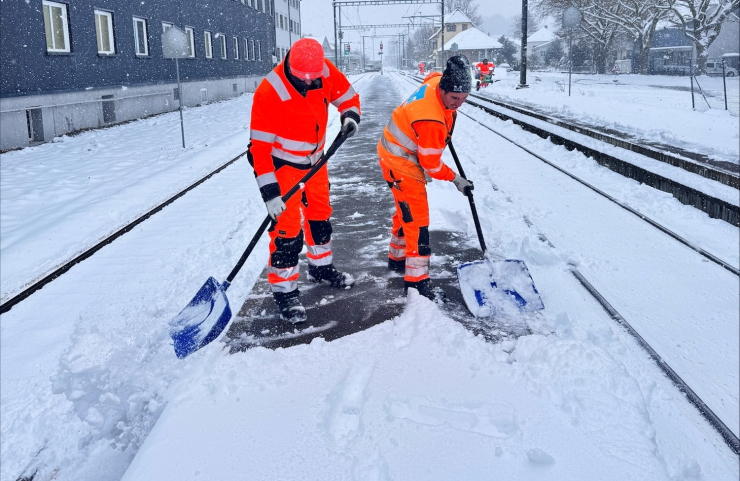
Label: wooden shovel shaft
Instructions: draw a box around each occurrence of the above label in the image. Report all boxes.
[448,141,487,254]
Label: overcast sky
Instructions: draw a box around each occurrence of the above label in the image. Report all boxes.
[299,0,521,49]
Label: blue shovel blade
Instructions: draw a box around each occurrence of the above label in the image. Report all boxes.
[457,259,544,318]
[169,277,232,358]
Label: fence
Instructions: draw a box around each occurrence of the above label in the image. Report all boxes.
[690,73,740,116]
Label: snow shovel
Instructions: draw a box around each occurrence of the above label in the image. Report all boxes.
[448,141,544,318]
[169,132,350,358]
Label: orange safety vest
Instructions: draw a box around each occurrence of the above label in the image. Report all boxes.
[248,57,361,200]
[378,73,456,183]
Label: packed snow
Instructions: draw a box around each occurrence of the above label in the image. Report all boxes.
[1,71,738,481]
[473,69,740,164]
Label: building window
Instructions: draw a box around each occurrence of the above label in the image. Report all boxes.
[432,40,437,50]
[244,38,250,60]
[462,24,468,31]
[279,15,284,30]
[256,40,261,61]
[94,10,115,55]
[43,1,70,53]
[219,34,227,59]
[204,31,213,58]
[133,17,149,56]
[446,24,456,32]
[233,36,239,59]
[185,27,195,57]
[250,39,256,60]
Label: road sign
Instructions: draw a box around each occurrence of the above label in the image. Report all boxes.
[563,6,582,28]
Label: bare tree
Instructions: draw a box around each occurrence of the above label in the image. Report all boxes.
[591,0,672,74]
[443,0,483,27]
[666,0,740,74]
[509,11,542,39]
[533,0,621,73]
[408,23,437,64]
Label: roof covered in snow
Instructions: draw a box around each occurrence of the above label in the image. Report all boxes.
[445,9,472,25]
[437,27,503,52]
[528,26,558,43]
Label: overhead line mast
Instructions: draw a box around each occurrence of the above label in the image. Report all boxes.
[333,0,443,72]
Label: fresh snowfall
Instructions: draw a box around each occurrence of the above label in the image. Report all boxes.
[1,71,738,481]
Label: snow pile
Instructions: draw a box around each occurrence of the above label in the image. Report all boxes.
[124,292,671,480]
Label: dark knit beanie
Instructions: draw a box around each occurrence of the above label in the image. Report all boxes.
[439,55,471,93]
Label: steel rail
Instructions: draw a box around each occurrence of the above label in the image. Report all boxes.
[394,73,740,455]
[0,73,373,315]
[397,72,739,274]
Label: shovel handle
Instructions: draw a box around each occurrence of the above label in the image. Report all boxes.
[225,132,349,285]
[448,141,487,254]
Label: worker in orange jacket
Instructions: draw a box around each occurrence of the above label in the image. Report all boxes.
[419,61,425,75]
[377,55,473,300]
[248,38,361,323]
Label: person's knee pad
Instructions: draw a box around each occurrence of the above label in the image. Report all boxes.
[270,230,304,267]
[418,226,431,256]
[308,219,332,246]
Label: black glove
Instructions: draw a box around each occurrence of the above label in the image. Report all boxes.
[341,117,358,138]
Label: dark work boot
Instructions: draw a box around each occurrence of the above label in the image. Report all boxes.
[273,291,307,324]
[307,264,355,288]
[405,279,445,302]
[388,258,405,274]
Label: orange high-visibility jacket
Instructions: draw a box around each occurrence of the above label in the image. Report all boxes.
[475,62,495,74]
[378,72,456,183]
[249,58,361,201]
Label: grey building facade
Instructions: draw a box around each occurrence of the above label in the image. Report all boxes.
[1,0,276,151]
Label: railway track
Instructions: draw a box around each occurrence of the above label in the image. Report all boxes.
[394,71,739,455]
[3,71,737,459]
[0,74,374,315]
[409,73,740,227]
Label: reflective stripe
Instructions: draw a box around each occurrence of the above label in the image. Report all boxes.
[417,145,445,156]
[380,137,419,165]
[405,256,430,279]
[307,242,332,258]
[266,70,291,101]
[276,135,320,151]
[307,253,333,267]
[391,234,406,246]
[269,279,298,293]
[389,246,405,259]
[272,147,323,165]
[331,85,357,107]
[341,106,360,117]
[323,63,330,78]
[256,172,278,187]
[251,129,276,143]
[405,265,429,278]
[387,119,418,151]
[268,265,299,280]
[425,161,444,174]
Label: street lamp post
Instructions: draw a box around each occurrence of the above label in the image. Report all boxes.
[162,27,189,148]
[563,6,582,97]
[518,0,528,89]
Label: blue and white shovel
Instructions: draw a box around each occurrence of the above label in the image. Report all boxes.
[448,141,544,318]
[169,132,349,358]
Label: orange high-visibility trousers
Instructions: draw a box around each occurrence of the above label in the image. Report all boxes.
[267,164,334,293]
[380,165,431,283]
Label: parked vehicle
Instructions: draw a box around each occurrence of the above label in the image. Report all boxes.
[707,53,738,77]
[722,53,738,77]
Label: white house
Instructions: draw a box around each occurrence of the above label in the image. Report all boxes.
[430,9,502,67]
